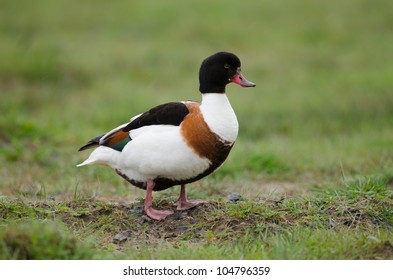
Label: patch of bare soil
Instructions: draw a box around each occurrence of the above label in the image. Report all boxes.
[370,241,393,259]
[110,202,247,248]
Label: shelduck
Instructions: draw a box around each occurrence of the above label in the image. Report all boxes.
[77,51,256,220]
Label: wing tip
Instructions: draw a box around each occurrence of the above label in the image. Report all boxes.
[78,143,98,151]
[78,133,105,151]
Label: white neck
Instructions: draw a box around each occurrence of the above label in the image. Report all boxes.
[200,93,239,143]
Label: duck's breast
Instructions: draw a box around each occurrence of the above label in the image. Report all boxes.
[180,101,235,170]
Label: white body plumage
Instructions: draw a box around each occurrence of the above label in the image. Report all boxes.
[77,94,238,184]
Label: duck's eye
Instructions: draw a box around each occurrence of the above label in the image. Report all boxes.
[224,64,230,69]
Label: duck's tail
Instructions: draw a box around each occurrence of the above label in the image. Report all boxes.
[77,146,119,168]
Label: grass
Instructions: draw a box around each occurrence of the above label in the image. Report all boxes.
[1,175,392,259]
[1,0,392,259]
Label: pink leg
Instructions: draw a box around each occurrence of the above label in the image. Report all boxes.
[144,179,173,220]
[177,184,206,211]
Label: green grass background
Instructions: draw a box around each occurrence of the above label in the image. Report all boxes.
[0,0,392,259]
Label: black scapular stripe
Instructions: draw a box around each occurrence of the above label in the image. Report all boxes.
[122,102,190,132]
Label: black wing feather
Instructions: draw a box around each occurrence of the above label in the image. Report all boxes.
[122,102,190,132]
[78,133,106,151]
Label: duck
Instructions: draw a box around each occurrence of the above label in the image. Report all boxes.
[77,51,256,220]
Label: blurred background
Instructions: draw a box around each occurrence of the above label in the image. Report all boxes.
[1,0,392,201]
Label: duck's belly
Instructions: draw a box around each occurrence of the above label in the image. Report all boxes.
[115,126,212,190]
